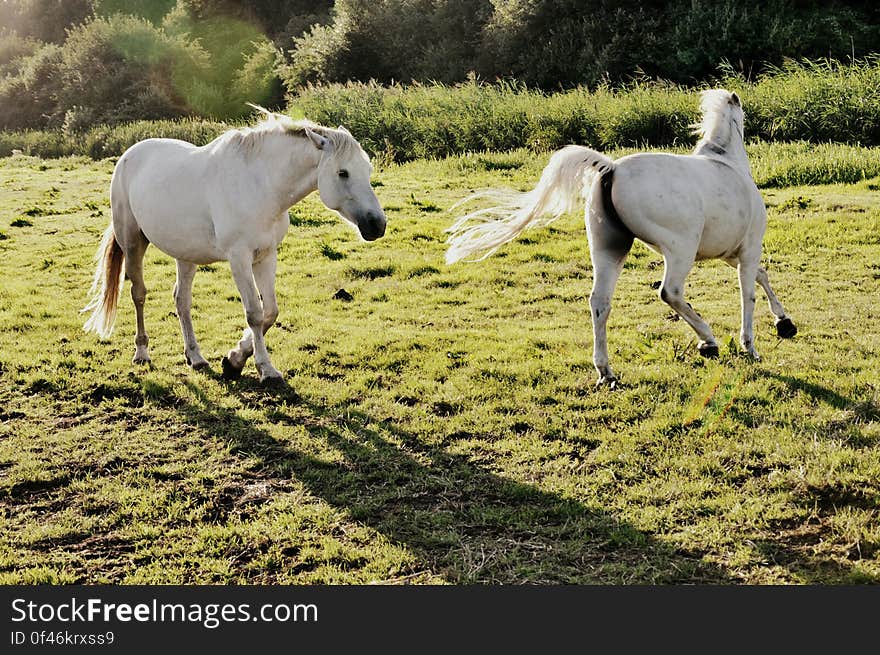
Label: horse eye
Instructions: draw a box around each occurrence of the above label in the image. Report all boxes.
[338,169,349,179]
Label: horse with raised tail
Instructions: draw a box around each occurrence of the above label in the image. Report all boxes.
[446,89,796,386]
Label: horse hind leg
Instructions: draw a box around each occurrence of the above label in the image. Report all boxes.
[725,259,797,341]
[659,249,719,357]
[111,192,151,364]
[735,256,761,359]
[123,233,150,364]
[174,260,209,370]
[587,208,634,386]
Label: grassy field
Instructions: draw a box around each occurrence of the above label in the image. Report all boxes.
[0,145,879,584]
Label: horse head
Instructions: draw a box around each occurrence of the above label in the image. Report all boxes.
[697,89,745,150]
[305,125,386,242]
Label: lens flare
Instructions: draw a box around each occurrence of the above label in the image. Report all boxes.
[682,364,745,434]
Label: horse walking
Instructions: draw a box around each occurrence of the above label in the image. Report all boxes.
[82,108,386,383]
[446,89,796,386]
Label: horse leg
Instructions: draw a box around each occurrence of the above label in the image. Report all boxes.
[173,260,209,369]
[659,250,718,357]
[735,255,761,359]
[724,259,797,340]
[123,234,150,364]
[223,251,279,377]
[223,250,282,383]
[757,266,797,338]
[587,210,633,386]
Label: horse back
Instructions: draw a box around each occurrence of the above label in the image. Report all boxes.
[610,152,763,260]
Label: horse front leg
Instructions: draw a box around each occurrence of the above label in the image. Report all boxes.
[223,250,282,383]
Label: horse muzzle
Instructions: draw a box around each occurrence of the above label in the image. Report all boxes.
[358,211,386,241]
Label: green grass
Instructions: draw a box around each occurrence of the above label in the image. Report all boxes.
[0,148,878,584]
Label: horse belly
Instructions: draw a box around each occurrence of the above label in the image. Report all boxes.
[129,191,224,263]
[140,218,224,264]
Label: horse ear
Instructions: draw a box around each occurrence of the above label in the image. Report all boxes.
[304,126,329,151]
[730,92,741,107]
[337,124,351,135]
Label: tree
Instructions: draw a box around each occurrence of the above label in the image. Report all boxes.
[0,0,93,43]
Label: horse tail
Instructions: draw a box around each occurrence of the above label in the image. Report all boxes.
[445,145,615,264]
[81,223,125,338]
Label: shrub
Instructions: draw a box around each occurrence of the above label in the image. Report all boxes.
[0,32,43,76]
[0,117,229,158]
[736,58,880,146]
[54,15,209,129]
[4,57,880,165]
[290,58,880,162]
[162,9,283,118]
[284,0,492,88]
[0,43,63,130]
[0,0,93,43]
[282,0,880,90]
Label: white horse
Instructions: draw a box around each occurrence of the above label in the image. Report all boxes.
[446,89,796,386]
[82,108,386,383]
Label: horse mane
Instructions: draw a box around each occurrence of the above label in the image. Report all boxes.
[693,89,741,153]
[214,105,361,160]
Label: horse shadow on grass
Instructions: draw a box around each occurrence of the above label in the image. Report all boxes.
[172,374,734,584]
[736,371,880,583]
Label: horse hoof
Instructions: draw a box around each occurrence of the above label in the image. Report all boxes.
[698,343,719,358]
[776,317,797,339]
[260,375,285,388]
[132,357,151,366]
[191,361,211,372]
[221,356,242,380]
[596,376,619,389]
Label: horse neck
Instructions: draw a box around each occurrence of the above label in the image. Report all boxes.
[694,128,751,178]
[255,133,321,213]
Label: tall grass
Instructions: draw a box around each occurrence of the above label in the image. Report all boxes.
[292,80,698,161]
[744,58,880,145]
[1,58,878,165]
[0,118,229,159]
[748,141,880,188]
[291,57,880,161]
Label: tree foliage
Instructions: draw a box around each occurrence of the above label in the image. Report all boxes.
[0,0,879,130]
[285,0,880,88]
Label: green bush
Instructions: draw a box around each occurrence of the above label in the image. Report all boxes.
[0,43,63,130]
[0,0,93,43]
[0,129,75,158]
[282,0,880,90]
[55,15,210,129]
[284,0,491,87]
[0,32,43,76]
[291,79,697,161]
[737,58,880,145]
[162,8,283,118]
[3,57,880,165]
